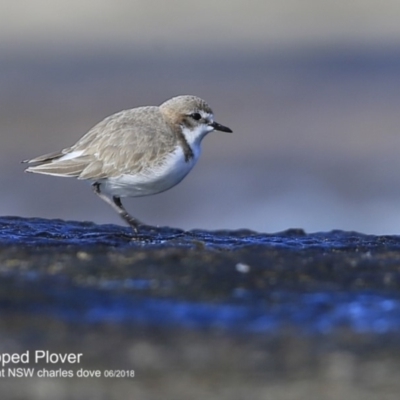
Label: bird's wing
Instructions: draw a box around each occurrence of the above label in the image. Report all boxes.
[24,107,177,181]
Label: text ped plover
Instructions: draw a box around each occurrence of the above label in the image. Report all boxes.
[23,95,232,231]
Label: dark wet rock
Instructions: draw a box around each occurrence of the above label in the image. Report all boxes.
[4,216,400,250]
[1,216,400,399]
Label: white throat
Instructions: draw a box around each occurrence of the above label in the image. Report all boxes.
[181,123,213,151]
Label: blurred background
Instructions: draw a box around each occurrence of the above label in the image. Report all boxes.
[3,0,400,234]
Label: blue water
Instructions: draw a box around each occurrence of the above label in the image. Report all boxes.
[1,271,400,334]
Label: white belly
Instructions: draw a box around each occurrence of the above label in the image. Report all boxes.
[100,145,200,197]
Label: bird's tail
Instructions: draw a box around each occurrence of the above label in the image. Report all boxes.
[22,149,89,178]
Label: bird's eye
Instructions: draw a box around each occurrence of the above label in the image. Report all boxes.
[190,113,201,121]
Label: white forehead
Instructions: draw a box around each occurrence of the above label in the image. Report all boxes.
[199,110,214,121]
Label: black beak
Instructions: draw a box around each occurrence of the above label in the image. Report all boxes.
[209,121,232,133]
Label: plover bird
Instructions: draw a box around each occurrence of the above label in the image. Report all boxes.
[23,95,232,231]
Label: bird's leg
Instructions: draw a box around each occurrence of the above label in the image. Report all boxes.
[112,196,143,231]
[92,182,141,231]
